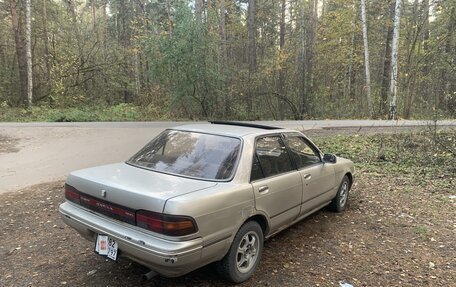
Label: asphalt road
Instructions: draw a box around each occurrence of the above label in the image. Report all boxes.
[0,120,454,193]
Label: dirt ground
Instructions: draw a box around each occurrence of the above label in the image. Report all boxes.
[0,127,455,287]
[0,176,454,286]
[0,134,18,154]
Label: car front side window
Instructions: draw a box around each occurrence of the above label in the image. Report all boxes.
[284,135,321,169]
[253,136,294,179]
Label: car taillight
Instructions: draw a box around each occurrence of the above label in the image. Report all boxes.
[136,210,198,236]
[65,184,80,204]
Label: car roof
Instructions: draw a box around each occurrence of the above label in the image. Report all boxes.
[171,122,298,137]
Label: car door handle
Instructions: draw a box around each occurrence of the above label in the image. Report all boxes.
[303,174,312,180]
[258,186,269,194]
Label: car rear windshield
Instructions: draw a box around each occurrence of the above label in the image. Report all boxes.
[127,130,241,180]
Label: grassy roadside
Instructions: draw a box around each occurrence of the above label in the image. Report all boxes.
[2,105,455,123]
[0,104,152,122]
[314,128,456,193]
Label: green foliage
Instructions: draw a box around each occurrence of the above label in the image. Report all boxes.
[314,129,456,190]
[315,0,361,103]
[147,3,223,118]
[0,0,454,120]
[0,104,143,122]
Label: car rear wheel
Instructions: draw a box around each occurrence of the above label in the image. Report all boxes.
[329,175,350,212]
[216,221,264,283]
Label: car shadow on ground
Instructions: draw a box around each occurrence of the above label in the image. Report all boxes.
[98,208,343,287]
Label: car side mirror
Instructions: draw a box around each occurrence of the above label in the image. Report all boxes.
[323,153,337,164]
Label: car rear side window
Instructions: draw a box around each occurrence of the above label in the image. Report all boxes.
[250,153,264,181]
[127,130,241,180]
[284,134,321,169]
[254,136,294,178]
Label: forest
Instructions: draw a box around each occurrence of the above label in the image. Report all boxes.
[0,0,455,121]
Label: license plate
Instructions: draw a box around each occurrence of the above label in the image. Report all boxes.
[95,234,118,261]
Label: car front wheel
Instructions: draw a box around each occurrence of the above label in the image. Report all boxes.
[329,175,350,212]
[216,221,264,283]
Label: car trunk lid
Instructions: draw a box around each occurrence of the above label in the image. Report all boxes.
[66,162,217,214]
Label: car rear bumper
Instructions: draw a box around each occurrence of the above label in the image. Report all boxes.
[59,201,204,277]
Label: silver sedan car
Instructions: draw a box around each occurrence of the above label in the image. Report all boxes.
[59,121,354,283]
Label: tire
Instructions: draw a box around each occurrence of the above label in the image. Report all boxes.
[216,221,264,283]
[329,175,350,212]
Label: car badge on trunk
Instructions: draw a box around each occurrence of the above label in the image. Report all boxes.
[101,189,107,198]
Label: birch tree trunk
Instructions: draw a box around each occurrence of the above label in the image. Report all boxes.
[247,0,256,118]
[278,0,286,120]
[219,0,229,116]
[380,1,395,117]
[42,0,52,94]
[306,0,318,99]
[25,0,32,107]
[389,0,402,120]
[360,0,373,118]
[299,0,307,117]
[347,1,356,100]
[322,0,326,17]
